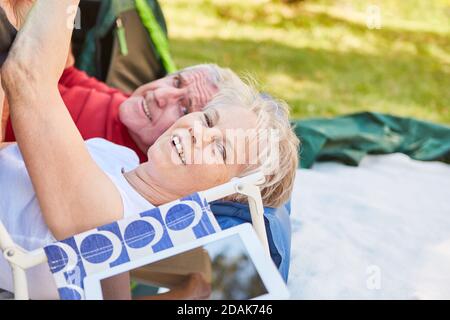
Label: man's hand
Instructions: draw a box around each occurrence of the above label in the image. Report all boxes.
[0,0,34,29]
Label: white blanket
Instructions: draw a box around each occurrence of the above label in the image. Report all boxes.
[288,153,450,299]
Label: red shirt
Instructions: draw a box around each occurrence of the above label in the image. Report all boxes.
[5,67,146,162]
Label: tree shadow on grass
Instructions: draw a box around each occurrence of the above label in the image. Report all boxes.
[294,10,450,59]
[214,4,450,51]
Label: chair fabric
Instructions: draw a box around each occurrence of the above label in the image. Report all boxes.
[44,193,220,300]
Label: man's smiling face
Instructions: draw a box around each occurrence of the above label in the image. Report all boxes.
[119,66,219,151]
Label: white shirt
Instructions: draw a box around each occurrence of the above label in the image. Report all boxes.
[0,138,154,299]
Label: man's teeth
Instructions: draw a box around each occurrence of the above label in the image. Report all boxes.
[143,101,152,121]
[172,136,186,164]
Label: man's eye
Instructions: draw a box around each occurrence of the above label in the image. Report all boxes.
[181,106,188,115]
[173,76,181,88]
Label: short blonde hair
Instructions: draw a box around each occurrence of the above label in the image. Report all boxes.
[204,75,300,208]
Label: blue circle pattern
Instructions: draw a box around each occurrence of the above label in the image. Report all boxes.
[47,245,69,273]
[165,204,196,231]
[80,234,113,264]
[124,220,155,248]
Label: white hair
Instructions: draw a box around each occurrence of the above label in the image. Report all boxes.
[203,74,300,208]
[180,64,241,89]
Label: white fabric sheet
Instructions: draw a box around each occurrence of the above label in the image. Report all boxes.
[288,153,450,299]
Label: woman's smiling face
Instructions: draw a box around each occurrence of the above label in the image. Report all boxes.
[119,67,218,151]
[143,105,258,198]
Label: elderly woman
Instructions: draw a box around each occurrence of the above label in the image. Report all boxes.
[0,0,299,299]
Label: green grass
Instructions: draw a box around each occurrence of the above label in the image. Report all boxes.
[159,0,450,124]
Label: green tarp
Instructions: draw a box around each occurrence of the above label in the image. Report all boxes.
[293,112,450,169]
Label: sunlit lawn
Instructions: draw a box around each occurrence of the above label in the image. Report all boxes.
[159,0,450,124]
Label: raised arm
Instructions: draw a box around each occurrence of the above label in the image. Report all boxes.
[1,0,124,240]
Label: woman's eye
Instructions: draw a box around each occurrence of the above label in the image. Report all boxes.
[181,106,188,115]
[217,142,226,161]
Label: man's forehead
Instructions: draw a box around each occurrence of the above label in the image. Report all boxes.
[180,68,218,110]
[179,67,211,83]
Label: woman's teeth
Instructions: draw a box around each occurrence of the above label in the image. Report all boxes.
[172,135,186,165]
[142,100,152,122]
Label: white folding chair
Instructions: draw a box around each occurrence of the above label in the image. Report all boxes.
[0,171,269,300]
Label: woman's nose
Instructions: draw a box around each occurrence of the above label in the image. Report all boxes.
[191,126,220,148]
